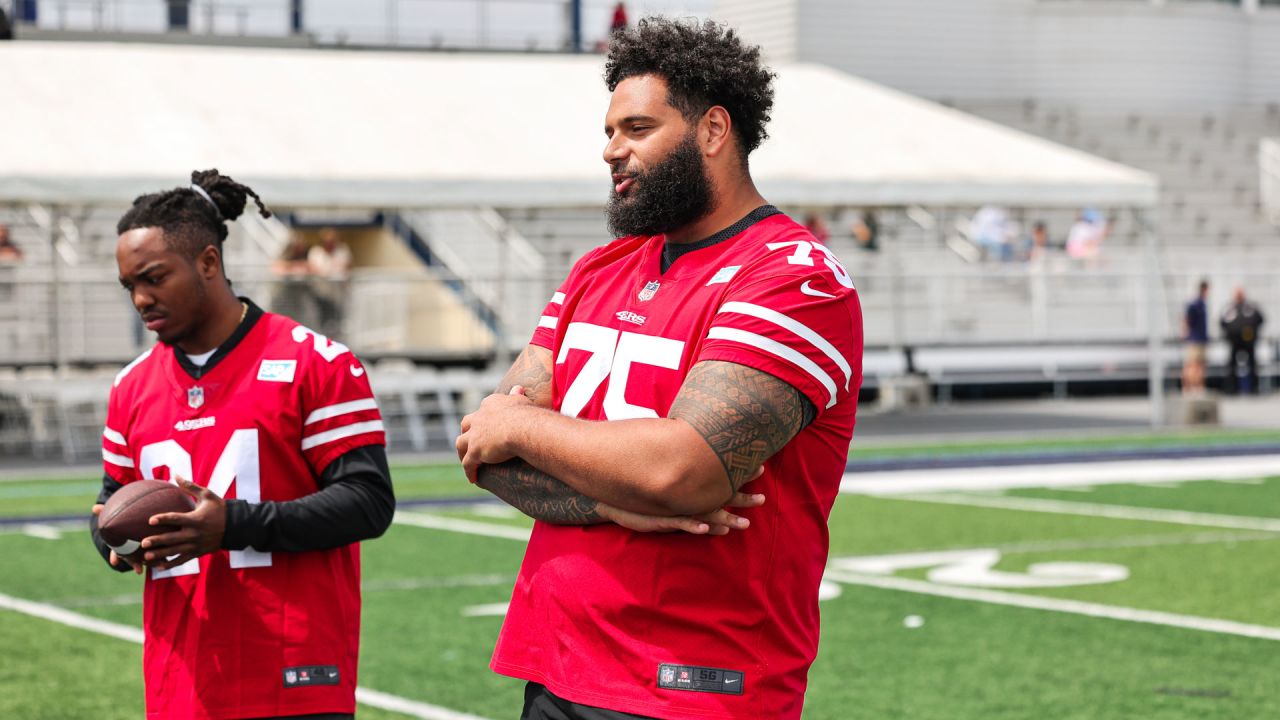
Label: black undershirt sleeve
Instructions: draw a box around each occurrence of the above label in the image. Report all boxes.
[88,445,395,568]
[221,444,395,553]
[89,476,131,572]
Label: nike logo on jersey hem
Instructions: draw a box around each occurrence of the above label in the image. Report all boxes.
[800,280,836,298]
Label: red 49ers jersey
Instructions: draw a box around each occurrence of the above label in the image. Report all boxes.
[491,209,864,719]
[101,309,385,720]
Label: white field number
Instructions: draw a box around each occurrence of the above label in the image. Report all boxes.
[827,548,1129,589]
[556,323,684,420]
[138,429,271,579]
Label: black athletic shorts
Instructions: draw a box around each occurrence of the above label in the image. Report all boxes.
[521,683,655,720]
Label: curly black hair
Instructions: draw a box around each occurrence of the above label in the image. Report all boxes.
[116,169,271,262]
[605,17,775,161]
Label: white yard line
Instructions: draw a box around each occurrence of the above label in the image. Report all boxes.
[842,454,1280,496]
[21,523,63,540]
[461,603,510,617]
[394,511,532,542]
[896,493,1280,532]
[990,529,1280,555]
[0,592,497,720]
[822,571,1280,642]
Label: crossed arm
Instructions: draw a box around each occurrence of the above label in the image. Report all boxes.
[456,344,813,529]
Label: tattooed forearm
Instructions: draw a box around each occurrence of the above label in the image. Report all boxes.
[477,458,604,525]
[497,345,554,406]
[669,361,813,494]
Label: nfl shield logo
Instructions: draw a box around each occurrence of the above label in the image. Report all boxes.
[638,280,661,302]
[285,670,297,684]
[187,386,204,409]
[661,666,676,684]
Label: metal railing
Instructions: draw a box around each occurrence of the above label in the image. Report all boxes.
[2,265,1275,368]
[16,0,652,51]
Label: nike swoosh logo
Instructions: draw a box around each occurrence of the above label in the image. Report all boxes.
[725,679,739,684]
[350,364,366,377]
[800,280,836,298]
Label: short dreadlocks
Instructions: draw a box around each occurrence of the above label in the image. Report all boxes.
[604,17,775,162]
[117,169,271,264]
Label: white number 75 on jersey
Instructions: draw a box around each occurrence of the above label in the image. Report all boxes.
[557,323,685,420]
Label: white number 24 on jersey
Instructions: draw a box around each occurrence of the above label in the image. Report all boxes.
[557,323,685,420]
[138,429,270,579]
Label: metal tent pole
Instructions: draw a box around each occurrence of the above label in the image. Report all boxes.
[1139,207,1164,428]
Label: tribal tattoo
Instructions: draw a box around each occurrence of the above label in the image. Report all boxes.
[497,345,555,406]
[476,459,605,525]
[669,361,813,495]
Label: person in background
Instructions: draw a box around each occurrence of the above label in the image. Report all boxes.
[970,205,1011,261]
[0,225,23,263]
[803,212,830,243]
[1066,208,1108,263]
[1181,279,1210,394]
[852,209,879,252]
[610,2,628,34]
[1025,220,1049,262]
[1220,286,1265,395]
[307,228,353,338]
[271,234,318,327]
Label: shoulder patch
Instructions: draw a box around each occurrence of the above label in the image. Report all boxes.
[114,347,154,387]
[258,359,298,383]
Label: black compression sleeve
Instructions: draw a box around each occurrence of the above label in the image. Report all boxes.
[89,475,132,572]
[221,444,395,553]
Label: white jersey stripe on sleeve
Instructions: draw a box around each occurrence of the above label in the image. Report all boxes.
[114,347,153,387]
[304,398,380,426]
[706,327,838,408]
[538,316,558,330]
[103,427,127,446]
[301,420,386,451]
[717,301,853,389]
[551,292,566,305]
[103,449,134,468]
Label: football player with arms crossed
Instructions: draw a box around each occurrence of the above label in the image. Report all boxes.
[90,170,394,720]
[455,18,863,720]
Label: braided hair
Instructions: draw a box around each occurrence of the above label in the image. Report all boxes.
[116,169,272,264]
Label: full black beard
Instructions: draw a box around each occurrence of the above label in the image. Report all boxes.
[606,132,715,238]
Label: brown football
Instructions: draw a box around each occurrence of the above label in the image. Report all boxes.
[98,480,196,563]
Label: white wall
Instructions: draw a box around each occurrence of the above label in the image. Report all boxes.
[710,0,799,61]
[713,0,1280,110]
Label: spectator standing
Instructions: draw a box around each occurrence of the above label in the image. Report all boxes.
[1066,208,1108,263]
[610,2,628,34]
[852,209,879,252]
[307,228,352,338]
[970,205,1012,261]
[0,225,22,263]
[1025,220,1049,262]
[1182,279,1210,394]
[803,212,830,243]
[270,234,317,327]
[1220,286,1265,394]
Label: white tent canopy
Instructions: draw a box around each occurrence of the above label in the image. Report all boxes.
[0,42,1156,209]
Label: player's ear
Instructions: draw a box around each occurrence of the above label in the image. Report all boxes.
[701,106,733,158]
[195,243,222,281]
